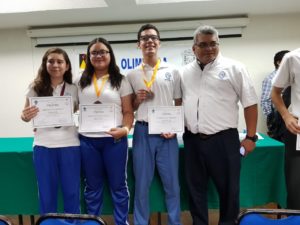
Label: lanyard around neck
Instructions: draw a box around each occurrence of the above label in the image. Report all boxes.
[60,83,66,96]
[141,59,160,89]
[93,73,109,98]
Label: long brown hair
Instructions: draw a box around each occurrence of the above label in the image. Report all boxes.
[33,48,72,96]
[79,37,123,90]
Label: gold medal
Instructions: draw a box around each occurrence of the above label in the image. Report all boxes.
[147,90,154,99]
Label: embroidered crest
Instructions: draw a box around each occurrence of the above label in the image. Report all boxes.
[164,72,172,81]
[218,71,226,80]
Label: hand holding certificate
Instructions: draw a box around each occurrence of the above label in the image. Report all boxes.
[30,96,74,128]
[79,104,116,132]
[148,106,184,134]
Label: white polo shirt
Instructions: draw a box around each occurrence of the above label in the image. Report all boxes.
[181,54,257,135]
[273,48,300,118]
[26,82,80,148]
[77,76,133,137]
[127,61,181,122]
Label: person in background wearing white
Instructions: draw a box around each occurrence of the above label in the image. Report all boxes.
[271,48,300,209]
[21,48,81,214]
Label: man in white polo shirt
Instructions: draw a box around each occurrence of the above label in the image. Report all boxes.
[272,48,300,209]
[180,25,258,225]
[127,23,182,225]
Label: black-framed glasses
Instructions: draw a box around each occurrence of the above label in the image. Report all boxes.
[140,35,159,42]
[195,42,219,49]
[90,50,110,57]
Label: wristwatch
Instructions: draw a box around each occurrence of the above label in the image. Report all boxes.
[245,134,258,142]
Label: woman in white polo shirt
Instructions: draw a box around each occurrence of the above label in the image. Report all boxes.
[21,48,81,214]
[77,37,133,225]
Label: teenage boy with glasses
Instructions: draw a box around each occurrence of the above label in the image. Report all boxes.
[127,24,182,225]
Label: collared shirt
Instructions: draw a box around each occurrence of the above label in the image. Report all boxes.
[127,60,181,122]
[26,82,80,148]
[180,53,258,135]
[261,70,277,117]
[273,48,300,118]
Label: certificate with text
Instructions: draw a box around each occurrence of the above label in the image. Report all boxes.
[79,104,116,132]
[148,106,184,134]
[30,96,74,128]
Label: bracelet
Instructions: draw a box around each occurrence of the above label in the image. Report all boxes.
[123,126,130,135]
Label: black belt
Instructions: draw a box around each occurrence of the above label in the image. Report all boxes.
[136,121,149,126]
[197,133,213,139]
[185,127,235,140]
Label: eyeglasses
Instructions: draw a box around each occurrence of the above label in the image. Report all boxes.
[195,42,219,49]
[90,50,110,57]
[140,35,159,42]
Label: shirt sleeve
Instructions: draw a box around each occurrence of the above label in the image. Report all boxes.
[273,55,292,88]
[25,85,37,98]
[120,76,133,97]
[230,63,258,108]
[172,67,182,99]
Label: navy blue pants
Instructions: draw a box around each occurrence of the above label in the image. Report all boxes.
[284,130,300,209]
[33,145,81,214]
[80,135,129,225]
[183,128,241,225]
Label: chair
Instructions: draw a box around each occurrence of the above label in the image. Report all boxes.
[0,216,12,225]
[36,213,107,225]
[237,208,300,225]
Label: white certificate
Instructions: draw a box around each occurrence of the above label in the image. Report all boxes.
[148,106,184,134]
[79,104,116,132]
[30,96,74,128]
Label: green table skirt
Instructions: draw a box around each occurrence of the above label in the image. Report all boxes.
[0,134,286,214]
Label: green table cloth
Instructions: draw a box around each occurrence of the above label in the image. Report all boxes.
[0,134,286,214]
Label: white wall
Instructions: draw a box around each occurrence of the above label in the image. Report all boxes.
[0,29,34,137]
[0,13,299,137]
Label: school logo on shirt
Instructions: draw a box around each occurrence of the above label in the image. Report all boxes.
[218,71,226,80]
[164,72,172,81]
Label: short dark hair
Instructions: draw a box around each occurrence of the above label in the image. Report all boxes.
[274,50,289,69]
[137,23,160,41]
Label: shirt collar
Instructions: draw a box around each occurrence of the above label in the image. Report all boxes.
[141,58,168,70]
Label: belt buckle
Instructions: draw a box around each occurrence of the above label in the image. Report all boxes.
[198,133,210,140]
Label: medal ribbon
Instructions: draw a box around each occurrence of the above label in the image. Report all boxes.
[54,82,66,129]
[93,73,109,98]
[141,59,160,89]
[60,82,66,96]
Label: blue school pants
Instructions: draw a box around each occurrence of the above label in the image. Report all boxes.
[33,145,81,214]
[80,135,129,225]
